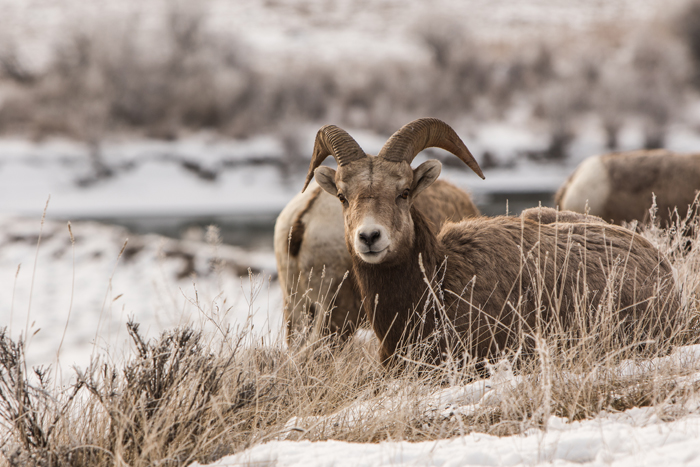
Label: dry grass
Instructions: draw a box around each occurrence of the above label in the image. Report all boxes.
[1,207,699,467]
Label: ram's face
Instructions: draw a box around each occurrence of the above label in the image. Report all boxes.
[314,156,441,265]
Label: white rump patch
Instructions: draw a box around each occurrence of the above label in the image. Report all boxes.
[559,156,610,216]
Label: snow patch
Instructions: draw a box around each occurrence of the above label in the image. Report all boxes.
[197,409,700,467]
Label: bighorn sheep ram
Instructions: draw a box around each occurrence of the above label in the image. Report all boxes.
[276,170,480,346]
[304,118,679,366]
[555,149,700,226]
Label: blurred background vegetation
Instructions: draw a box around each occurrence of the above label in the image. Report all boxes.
[0,0,699,161]
[3,0,700,242]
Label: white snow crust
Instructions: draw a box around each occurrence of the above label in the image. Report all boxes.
[196,410,700,467]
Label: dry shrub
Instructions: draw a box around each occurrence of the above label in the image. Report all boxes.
[638,195,700,330]
[0,317,387,466]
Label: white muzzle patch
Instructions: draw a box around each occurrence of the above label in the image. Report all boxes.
[354,216,391,264]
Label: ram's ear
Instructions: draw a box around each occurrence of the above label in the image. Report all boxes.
[314,166,338,196]
[412,160,442,198]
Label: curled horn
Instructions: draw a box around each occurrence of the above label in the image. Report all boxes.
[302,125,366,192]
[377,118,485,179]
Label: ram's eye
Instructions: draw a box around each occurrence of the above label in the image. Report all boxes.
[338,193,347,203]
[400,189,410,199]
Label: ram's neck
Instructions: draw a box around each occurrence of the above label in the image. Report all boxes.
[352,207,444,364]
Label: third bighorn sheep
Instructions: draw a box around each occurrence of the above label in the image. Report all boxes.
[304,118,680,366]
[555,149,700,226]
[276,172,480,346]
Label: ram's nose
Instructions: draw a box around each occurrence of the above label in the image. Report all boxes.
[353,220,390,263]
[358,229,381,247]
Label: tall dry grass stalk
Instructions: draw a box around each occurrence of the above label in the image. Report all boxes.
[1,208,699,466]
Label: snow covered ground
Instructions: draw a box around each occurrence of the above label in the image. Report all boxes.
[0,215,282,374]
[197,411,700,467]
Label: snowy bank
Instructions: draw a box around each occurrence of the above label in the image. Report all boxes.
[197,408,700,467]
[0,215,282,372]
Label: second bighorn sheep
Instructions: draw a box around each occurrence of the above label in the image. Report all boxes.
[304,118,680,366]
[555,149,700,226]
[276,175,480,346]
